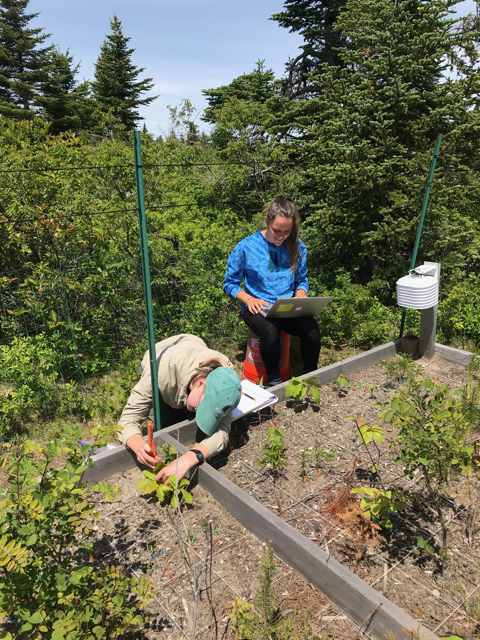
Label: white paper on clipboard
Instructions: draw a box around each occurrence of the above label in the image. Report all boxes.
[232,380,278,418]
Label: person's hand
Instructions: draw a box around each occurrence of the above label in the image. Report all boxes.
[246,296,268,314]
[295,289,308,298]
[155,452,196,483]
[127,434,161,468]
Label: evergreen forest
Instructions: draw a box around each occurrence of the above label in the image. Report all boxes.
[1,0,480,438]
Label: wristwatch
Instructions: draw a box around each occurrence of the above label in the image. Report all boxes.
[190,449,205,465]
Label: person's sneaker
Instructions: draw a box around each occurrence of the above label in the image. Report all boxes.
[266,377,282,387]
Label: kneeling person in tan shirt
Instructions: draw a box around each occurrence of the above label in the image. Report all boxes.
[118,334,241,482]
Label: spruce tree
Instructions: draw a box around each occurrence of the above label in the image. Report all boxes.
[202,60,277,124]
[0,0,53,119]
[270,0,480,282]
[37,49,94,134]
[91,15,157,130]
[271,0,347,97]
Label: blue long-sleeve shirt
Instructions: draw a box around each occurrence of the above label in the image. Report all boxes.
[223,231,309,312]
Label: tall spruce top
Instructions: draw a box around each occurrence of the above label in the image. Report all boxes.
[91,14,158,131]
[0,0,53,118]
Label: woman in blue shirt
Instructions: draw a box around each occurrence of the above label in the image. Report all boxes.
[223,196,321,385]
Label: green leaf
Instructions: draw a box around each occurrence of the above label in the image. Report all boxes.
[112,595,123,608]
[182,490,193,504]
[27,611,43,624]
[384,410,393,421]
[0,632,13,640]
[418,458,428,466]
[93,627,105,639]
[311,387,320,404]
[391,397,399,411]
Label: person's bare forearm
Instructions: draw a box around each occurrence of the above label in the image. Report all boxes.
[155,443,211,483]
[236,290,268,314]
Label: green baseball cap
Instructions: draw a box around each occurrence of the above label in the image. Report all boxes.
[196,367,241,436]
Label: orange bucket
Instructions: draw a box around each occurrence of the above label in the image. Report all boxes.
[243,329,291,384]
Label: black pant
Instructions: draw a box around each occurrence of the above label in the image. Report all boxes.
[242,310,321,375]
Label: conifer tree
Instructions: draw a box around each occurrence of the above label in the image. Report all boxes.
[270,0,480,282]
[0,0,53,119]
[271,0,347,97]
[37,49,94,134]
[202,60,277,124]
[91,15,157,130]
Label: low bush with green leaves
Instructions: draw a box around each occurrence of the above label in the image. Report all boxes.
[136,469,192,508]
[285,376,321,406]
[0,333,62,434]
[350,487,408,529]
[381,377,474,573]
[0,425,155,639]
[317,272,401,350]
[135,443,193,508]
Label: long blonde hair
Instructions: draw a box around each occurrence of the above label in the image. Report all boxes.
[265,195,301,272]
[188,358,226,391]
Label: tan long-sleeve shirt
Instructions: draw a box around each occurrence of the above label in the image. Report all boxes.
[117,334,236,457]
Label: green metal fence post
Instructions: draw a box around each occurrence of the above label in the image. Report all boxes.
[133,131,162,433]
[399,133,442,338]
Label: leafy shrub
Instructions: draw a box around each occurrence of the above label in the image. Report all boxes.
[0,334,62,434]
[0,425,155,639]
[438,274,480,349]
[285,376,321,405]
[256,427,287,478]
[318,272,399,349]
[382,377,474,573]
[350,487,408,528]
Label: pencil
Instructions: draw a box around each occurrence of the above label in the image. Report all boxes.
[242,391,257,401]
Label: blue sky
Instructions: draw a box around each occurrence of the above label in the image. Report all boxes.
[30,0,478,136]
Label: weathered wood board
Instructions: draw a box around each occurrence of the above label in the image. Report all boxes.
[435,343,474,367]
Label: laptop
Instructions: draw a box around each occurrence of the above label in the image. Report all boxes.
[258,296,332,319]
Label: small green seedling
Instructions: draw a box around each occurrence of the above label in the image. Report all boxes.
[285,376,321,405]
[136,471,192,508]
[256,426,287,478]
[161,442,177,464]
[311,441,336,473]
[415,535,435,558]
[367,383,378,399]
[295,449,311,481]
[350,487,408,528]
[334,373,349,397]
